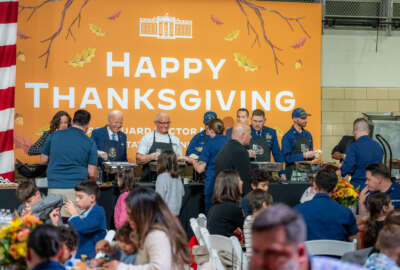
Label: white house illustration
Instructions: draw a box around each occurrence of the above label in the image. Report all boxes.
[139,13,192,39]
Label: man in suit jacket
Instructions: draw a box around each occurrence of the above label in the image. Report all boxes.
[91,110,127,162]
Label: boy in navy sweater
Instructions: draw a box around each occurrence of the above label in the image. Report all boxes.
[64,180,107,259]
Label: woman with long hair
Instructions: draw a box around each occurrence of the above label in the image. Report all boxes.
[360,192,393,248]
[188,118,227,213]
[28,111,71,155]
[105,187,191,270]
[207,169,244,237]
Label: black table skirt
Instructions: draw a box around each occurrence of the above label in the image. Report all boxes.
[0,182,309,238]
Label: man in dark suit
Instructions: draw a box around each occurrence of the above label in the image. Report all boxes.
[215,124,252,194]
[91,110,127,162]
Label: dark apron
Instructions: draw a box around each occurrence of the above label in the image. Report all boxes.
[103,139,125,162]
[249,136,272,162]
[140,132,173,182]
[99,137,125,183]
[286,137,312,181]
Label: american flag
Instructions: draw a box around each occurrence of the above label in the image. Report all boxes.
[0,0,17,182]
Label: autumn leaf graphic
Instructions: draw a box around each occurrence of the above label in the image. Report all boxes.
[274,126,284,137]
[210,14,223,25]
[16,51,26,62]
[89,24,105,36]
[291,37,307,49]
[108,10,121,20]
[295,59,303,69]
[67,48,96,68]
[233,53,258,72]
[35,125,50,136]
[225,29,240,41]
[17,30,31,40]
[15,113,23,125]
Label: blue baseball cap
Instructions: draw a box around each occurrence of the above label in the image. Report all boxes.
[203,111,217,124]
[292,108,311,118]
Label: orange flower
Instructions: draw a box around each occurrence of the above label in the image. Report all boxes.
[11,232,18,243]
[17,229,29,242]
[9,244,20,260]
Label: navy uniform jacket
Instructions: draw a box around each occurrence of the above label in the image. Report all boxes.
[294,193,358,241]
[91,125,127,161]
[282,125,313,163]
[225,128,233,140]
[68,204,107,259]
[186,130,209,157]
[341,135,383,186]
[199,134,228,191]
[250,126,284,163]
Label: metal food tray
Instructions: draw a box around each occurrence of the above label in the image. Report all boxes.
[103,162,137,174]
[250,162,284,172]
[295,161,322,173]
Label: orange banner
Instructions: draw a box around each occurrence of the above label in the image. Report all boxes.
[15,0,321,163]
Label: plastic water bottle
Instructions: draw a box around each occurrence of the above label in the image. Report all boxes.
[5,209,11,223]
[0,209,5,224]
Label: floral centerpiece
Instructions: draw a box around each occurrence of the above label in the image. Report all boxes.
[0,215,42,269]
[332,178,359,209]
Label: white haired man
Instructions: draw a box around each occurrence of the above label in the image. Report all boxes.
[136,112,183,181]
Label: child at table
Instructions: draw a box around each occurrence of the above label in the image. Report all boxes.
[62,180,107,259]
[26,224,66,270]
[359,192,393,248]
[93,222,137,266]
[243,189,273,260]
[240,168,272,217]
[103,187,191,270]
[16,179,63,225]
[114,168,136,229]
[58,225,80,268]
[155,150,185,216]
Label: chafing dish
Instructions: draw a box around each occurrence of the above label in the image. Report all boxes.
[250,162,284,172]
[103,162,137,174]
[295,161,323,173]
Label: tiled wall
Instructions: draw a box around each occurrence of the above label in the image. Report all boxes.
[321,88,400,162]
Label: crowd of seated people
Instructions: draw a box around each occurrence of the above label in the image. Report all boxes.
[14,108,400,269]
[16,161,400,269]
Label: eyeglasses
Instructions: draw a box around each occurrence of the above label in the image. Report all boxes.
[157,121,170,125]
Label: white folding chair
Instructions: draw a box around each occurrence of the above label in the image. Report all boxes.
[305,239,357,257]
[190,213,207,245]
[198,228,222,270]
[230,236,248,270]
[200,227,245,270]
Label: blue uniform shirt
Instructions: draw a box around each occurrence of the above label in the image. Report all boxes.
[251,126,284,163]
[386,181,400,209]
[366,181,400,210]
[42,127,98,189]
[294,193,358,241]
[341,135,383,187]
[186,130,209,157]
[199,134,228,195]
[282,125,313,163]
[225,128,233,140]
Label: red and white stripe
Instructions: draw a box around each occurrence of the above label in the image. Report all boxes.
[0,0,18,182]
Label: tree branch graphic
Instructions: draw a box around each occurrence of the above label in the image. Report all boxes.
[19,0,90,68]
[235,0,311,74]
